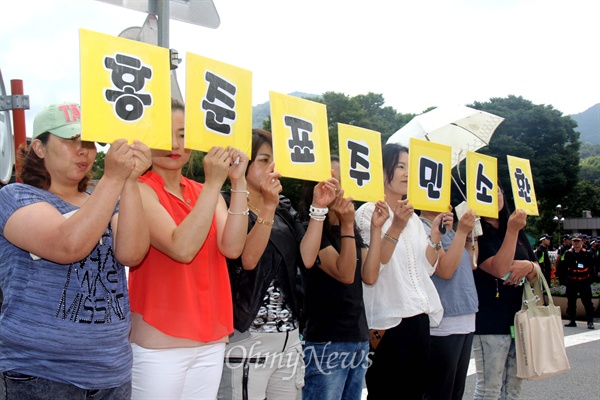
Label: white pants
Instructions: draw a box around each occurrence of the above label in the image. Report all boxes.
[131,342,226,400]
[218,329,304,400]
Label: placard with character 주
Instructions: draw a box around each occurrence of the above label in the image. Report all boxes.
[337,123,384,203]
[80,28,171,150]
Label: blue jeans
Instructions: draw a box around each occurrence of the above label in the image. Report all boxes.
[472,334,522,400]
[0,371,131,400]
[302,341,369,400]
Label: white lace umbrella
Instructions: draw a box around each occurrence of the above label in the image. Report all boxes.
[386,105,504,168]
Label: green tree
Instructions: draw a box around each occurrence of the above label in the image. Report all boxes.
[579,142,600,159]
[579,155,600,187]
[469,95,581,236]
[564,181,600,219]
[92,151,105,180]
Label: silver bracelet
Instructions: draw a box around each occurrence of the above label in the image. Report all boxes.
[383,233,398,244]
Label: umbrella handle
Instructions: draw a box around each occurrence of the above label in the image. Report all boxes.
[451,174,467,201]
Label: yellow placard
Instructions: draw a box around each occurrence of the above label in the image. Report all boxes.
[466,151,498,218]
[337,123,384,203]
[269,92,330,182]
[79,28,171,149]
[507,155,539,215]
[408,138,452,212]
[184,53,252,155]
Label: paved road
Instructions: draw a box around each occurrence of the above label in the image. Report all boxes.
[462,319,600,399]
[360,318,600,399]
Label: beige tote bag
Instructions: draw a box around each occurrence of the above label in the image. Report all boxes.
[514,265,571,380]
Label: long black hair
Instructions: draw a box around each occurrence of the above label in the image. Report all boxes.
[382,143,409,185]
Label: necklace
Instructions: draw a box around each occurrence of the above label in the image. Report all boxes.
[247,200,260,214]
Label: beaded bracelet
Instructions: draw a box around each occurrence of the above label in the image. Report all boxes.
[383,233,398,244]
[256,217,274,226]
[228,208,249,216]
[309,205,328,222]
[309,205,328,214]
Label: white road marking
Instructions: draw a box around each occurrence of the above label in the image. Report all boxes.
[361,329,599,399]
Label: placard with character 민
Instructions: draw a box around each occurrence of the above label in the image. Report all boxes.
[408,138,452,213]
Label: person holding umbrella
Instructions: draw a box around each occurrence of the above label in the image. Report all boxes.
[419,207,478,400]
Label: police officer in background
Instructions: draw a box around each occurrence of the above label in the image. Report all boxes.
[590,238,600,283]
[535,233,552,285]
[559,233,595,329]
[555,234,572,279]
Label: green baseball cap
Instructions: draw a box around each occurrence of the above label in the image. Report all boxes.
[32,102,81,140]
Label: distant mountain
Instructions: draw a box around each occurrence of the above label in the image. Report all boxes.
[252,92,320,129]
[570,103,600,145]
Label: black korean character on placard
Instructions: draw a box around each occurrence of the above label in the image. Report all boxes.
[514,167,532,203]
[104,53,153,122]
[419,157,443,199]
[284,116,315,163]
[347,140,370,187]
[201,71,237,135]
[475,162,494,204]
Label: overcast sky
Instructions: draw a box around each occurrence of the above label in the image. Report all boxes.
[1,0,599,138]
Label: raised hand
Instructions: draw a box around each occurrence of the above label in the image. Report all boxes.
[507,209,528,233]
[129,140,152,180]
[226,146,249,185]
[260,162,282,208]
[330,190,355,226]
[456,208,476,235]
[371,200,390,229]
[312,177,338,208]
[203,146,231,188]
[104,139,135,182]
[431,211,454,236]
[390,198,414,230]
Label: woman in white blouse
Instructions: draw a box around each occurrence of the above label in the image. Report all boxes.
[355,143,451,399]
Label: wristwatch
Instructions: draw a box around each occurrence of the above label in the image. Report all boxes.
[427,235,442,251]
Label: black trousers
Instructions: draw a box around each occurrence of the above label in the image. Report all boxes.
[566,280,595,323]
[423,332,474,400]
[366,313,430,400]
